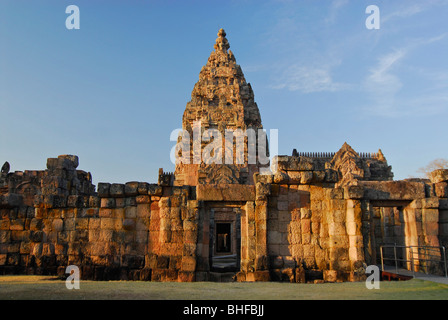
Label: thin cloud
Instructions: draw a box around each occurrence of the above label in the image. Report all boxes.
[272,63,351,93]
[363,34,448,117]
[325,0,349,24]
[382,4,425,23]
[364,49,406,116]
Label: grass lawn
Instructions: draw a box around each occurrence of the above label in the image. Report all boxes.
[0,275,447,300]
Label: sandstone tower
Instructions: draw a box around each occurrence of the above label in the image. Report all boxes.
[174,29,267,186]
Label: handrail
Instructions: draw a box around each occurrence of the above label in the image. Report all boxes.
[380,244,447,278]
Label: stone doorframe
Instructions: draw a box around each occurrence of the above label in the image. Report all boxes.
[207,203,242,272]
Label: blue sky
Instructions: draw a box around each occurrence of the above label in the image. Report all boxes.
[0,0,447,184]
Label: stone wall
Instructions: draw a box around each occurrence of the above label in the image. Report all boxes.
[0,156,199,281]
[1,154,448,282]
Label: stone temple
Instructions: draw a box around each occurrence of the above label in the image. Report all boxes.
[1,29,448,282]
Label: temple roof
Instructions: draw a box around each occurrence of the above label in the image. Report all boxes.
[182,29,262,131]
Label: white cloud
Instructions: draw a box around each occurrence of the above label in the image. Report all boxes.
[367,49,406,93]
[272,63,351,93]
[363,33,448,117]
[382,4,424,23]
[364,49,406,116]
[325,0,349,24]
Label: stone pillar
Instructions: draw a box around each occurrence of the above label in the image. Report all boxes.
[194,203,209,281]
[240,200,270,282]
[403,203,420,271]
[158,197,171,245]
[422,198,440,247]
[346,199,365,281]
[179,199,199,282]
[242,201,256,278]
[254,200,269,280]
[325,197,350,281]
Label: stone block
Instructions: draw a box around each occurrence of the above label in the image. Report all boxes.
[197,184,255,201]
[110,184,125,198]
[97,183,110,197]
[325,169,339,183]
[99,208,113,218]
[136,195,150,204]
[300,208,311,219]
[255,182,271,200]
[430,169,448,184]
[0,220,10,231]
[100,198,115,209]
[300,171,313,184]
[148,184,163,196]
[423,209,439,223]
[51,219,64,232]
[301,233,311,244]
[136,204,151,219]
[422,198,439,209]
[125,206,137,218]
[323,270,338,282]
[286,171,301,184]
[9,219,24,231]
[361,181,425,200]
[423,222,439,236]
[88,196,100,208]
[178,271,195,282]
[329,247,349,262]
[296,267,306,283]
[137,182,149,195]
[123,219,135,231]
[435,182,448,198]
[301,219,311,234]
[181,256,196,272]
[124,182,139,196]
[344,185,364,200]
[312,171,326,183]
[158,197,170,208]
[100,218,116,230]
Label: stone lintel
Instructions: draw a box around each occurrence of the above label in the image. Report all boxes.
[359,181,426,200]
[196,184,255,201]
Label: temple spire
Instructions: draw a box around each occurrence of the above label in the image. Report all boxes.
[214,28,230,52]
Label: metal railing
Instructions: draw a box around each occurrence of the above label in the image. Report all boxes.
[380,244,447,278]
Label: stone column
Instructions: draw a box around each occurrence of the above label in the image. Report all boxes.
[346,199,365,281]
[242,201,256,279]
[179,199,199,282]
[403,202,420,271]
[254,200,269,280]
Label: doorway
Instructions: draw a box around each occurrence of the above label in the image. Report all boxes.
[216,223,232,253]
[208,206,241,272]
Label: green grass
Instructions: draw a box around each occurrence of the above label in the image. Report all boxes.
[0,276,447,300]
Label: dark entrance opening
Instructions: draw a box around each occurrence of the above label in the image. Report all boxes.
[216,223,231,253]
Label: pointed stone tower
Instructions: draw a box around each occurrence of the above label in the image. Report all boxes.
[174,29,267,186]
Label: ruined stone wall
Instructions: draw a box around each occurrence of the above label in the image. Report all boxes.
[251,157,448,282]
[432,170,448,250]
[257,159,364,283]
[1,154,448,282]
[0,156,199,281]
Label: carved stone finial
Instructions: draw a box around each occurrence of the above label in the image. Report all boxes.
[214,28,230,52]
[1,162,10,174]
[377,149,386,162]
